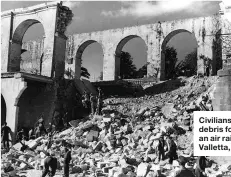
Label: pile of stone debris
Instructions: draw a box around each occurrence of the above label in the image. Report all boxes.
[1,76,231,177]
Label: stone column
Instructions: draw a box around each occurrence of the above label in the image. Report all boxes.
[103,49,116,81]
[212,1,231,111]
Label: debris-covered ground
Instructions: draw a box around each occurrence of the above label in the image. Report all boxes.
[2,76,231,177]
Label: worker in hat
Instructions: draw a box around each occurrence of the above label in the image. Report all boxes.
[42,151,57,177]
[173,156,194,177]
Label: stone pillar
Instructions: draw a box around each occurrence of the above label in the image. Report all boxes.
[103,50,116,81]
[53,33,67,78]
[212,68,231,111]
[212,1,231,111]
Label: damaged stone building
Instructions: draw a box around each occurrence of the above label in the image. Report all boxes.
[1,1,231,142]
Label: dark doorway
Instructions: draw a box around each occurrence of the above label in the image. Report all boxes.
[1,95,6,125]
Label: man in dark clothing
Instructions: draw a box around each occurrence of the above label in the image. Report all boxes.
[195,156,208,177]
[63,146,72,177]
[157,135,165,162]
[90,93,96,115]
[42,152,57,177]
[82,91,89,109]
[96,87,103,115]
[1,122,11,149]
[166,135,178,164]
[173,156,195,177]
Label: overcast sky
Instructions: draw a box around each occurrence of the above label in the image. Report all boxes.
[1,1,221,80]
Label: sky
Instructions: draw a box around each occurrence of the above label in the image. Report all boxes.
[1,1,221,81]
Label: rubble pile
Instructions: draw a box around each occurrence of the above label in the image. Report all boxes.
[1,76,231,177]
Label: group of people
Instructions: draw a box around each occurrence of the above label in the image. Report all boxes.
[16,116,48,143]
[155,134,209,177]
[82,87,103,115]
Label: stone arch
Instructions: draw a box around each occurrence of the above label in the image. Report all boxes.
[115,35,148,79]
[8,19,45,73]
[1,94,7,125]
[160,29,198,80]
[75,40,104,79]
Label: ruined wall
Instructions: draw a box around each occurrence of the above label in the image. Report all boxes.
[64,14,224,81]
[17,81,55,129]
[21,39,44,73]
[1,2,58,76]
[21,14,224,81]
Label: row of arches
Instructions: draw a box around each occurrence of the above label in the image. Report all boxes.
[10,19,221,81]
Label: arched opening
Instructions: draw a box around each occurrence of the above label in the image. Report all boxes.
[8,20,45,74]
[115,35,147,79]
[161,29,198,80]
[16,80,53,133]
[1,94,7,125]
[76,40,104,82]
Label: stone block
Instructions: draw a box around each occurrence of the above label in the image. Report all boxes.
[137,163,148,177]
[103,166,114,173]
[93,141,103,151]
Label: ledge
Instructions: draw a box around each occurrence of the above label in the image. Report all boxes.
[1,1,60,17]
[1,72,53,84]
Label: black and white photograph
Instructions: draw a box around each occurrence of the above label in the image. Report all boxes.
[1,0,231,176]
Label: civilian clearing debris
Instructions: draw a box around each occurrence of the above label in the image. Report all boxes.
[42,151,58,177]
[157,134,165,162]
[165,134,178,164]
[173,156,195,177]
[82,91,89,109]
[1,122,12,149]
[90,93,96,115]
[96,87,103,115]
[195,156,209,177]
[63,146,72,177]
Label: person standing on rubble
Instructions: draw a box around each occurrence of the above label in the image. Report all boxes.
[82,91,89,109]
[96,87,103,115]
[90,93,96,115]
[42,151,58,177]
[195,156,208,177]
[199,95,209,111]
[1,122,12,149]
[63,146,72,177]
[173,156,195,177]
[157,135,165,162]
[165,134,178,164]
